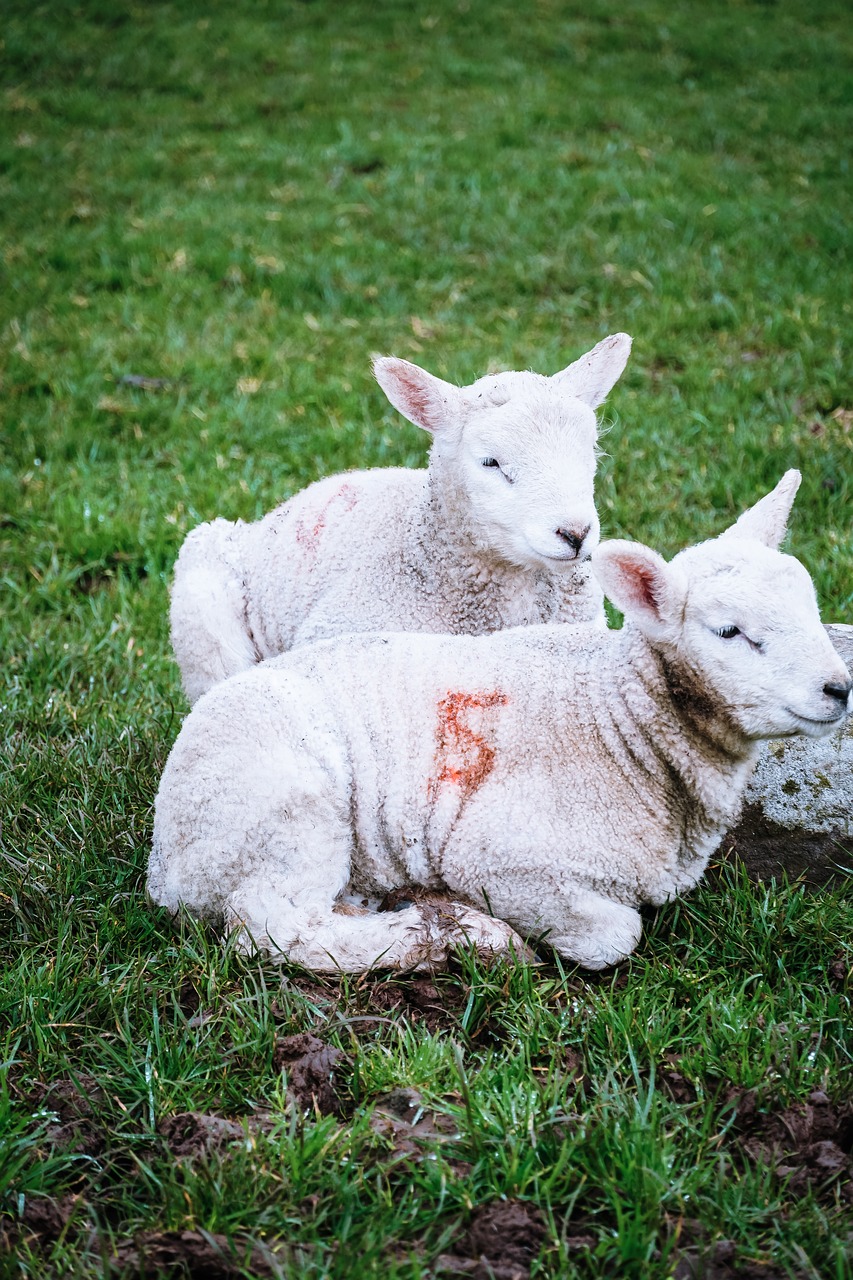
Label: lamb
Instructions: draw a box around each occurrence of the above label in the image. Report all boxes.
[169,333,632,705]
[148,471,852,973]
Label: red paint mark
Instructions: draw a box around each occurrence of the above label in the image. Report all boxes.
[427,690,509,804]
[295,482,359,559]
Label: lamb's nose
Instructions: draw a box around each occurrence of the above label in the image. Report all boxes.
[824,679,853,707]
[555,524,591,557]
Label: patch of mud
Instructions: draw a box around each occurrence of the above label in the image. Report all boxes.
[23,1076,109,1157]
[719,1085,853,1201]
[272,1032,349,1116]
[658,1056,698,1106]
[369,1087,459,1163]
[558,1046,586,1086]
[108,1229,284,1278]
[357,974,466,1034]
[9,1194,83,1247]
[435,1200,547,1279]
[275,971,341,1010]
[175,978,202,1019]
[671,1230,804,1280]
[158,1110,274,1160]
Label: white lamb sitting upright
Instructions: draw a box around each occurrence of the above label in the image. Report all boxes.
[170,333,632,705]
[148,471,852,973]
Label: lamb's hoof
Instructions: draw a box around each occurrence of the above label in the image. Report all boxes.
[405,899,537,971]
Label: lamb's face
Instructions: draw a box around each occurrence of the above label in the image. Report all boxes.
[673,542,851,740]
[454,375,601,570]
[373,336,632,573]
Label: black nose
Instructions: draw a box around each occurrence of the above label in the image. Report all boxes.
[824,680,852,705]
[555,524,590,556]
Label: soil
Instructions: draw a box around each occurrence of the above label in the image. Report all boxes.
[658,1057,699,1105]
[434,1200,547,1280]
[272,1031,349,1116]
[14,1193,82,1243]
[108,1229,281,1278]
[368,1086,459,1163]
[671,1232,804,1280]
[719,1084,853,1202]
[354,973,466,1035]
[21,1075,109,1158]
[158,1110,271,1160]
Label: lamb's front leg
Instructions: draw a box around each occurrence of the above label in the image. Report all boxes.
[543,888,643,970]
[227,880,526,974]
[444,859,643,971]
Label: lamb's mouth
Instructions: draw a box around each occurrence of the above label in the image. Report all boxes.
[539,549,592,564]
[785,707,847,728]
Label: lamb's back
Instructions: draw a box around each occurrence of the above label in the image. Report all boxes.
[241,467,434,652]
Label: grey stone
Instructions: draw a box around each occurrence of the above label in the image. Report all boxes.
[721,624,853,883]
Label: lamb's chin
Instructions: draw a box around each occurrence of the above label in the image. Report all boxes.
[784,708,848,738]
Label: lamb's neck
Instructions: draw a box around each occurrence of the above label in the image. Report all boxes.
[600,625,759,834]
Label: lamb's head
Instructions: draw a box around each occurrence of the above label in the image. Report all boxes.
[373,333,632,569]
[593,471,852,743]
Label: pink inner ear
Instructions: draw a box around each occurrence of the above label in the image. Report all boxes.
[626,559,663,616]
[392,367,436,430]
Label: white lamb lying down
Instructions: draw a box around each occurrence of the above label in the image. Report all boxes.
[170,333,632,705]
[148,471,852,973]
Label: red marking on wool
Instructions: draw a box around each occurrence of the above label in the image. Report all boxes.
[295,482,359,558]
[427,690,509,804]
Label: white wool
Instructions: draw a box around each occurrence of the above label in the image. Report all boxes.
[170,334,632,704]
[148,472,852,973]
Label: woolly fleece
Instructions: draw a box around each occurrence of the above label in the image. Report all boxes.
[169,334,631,705]
[149,472,852,972]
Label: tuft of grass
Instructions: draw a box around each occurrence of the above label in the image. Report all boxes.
[1,1,851,1276]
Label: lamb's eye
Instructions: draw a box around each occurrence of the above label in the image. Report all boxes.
[714,625,741,640]
[480,457,514,483]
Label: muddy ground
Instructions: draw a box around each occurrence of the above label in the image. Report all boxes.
[6,964,852,1278]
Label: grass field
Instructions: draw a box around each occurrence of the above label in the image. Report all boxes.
[1,1,851,1276]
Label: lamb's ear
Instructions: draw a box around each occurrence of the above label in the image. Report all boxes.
[372,355,465,435]
[718,469,801,550]
[592,540,685,638]
[550,333,632,409]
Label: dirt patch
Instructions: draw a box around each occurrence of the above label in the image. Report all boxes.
[158,1110,274,1160]
[11,1193,83,1246]
[275,971,341,1010]
[357,973,466,1035]
[175,978,202,1019]
[23,1075,109,1157]
[828,953,850,987]
[658,1057,698,1105]
[108,1229,281,1278]
[272,1032,349,1116]
[671,1232,803,1280]
[435,1200,547,1279]
[719,1085,853,1201]
[369,1087,459,1163]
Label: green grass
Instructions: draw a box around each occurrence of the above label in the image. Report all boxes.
[1,1,851,1275]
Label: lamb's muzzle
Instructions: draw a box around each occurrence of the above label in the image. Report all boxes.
[823,679,852,708]
[554,524,591,557]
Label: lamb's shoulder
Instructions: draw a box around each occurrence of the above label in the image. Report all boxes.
[253,467,426,555]
[240,468,428,648]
